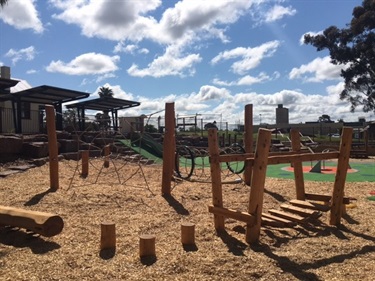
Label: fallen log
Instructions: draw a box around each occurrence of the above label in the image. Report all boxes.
[0,205,64,237]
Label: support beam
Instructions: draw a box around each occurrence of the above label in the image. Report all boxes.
[161,102,176,195]
[246,128,272,243]
[208,128,225,230]
[330,127,353,225]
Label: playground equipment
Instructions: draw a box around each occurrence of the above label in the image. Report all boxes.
[0,205,64,237]
[207,125,353,243]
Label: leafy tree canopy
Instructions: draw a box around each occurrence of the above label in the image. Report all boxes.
[304,0,375,114]
[98,86,114,98]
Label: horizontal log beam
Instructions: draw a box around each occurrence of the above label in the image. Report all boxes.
[0,205,64,237]
[215,151,340,165]
[208,205,255,225]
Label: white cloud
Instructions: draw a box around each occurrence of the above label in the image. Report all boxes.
[113,42,150,55]
[127,43,201,78]
[46,53,120,75]
[0,0,43,33]
[193,85,231,102]
[157,0,252,43]
[211,41,280,75]
[49,0,253,44]
[264,5,296,23]
[289,56,344,82]
[213,72,273,86]
[5,46,37,65]
[50,0,161,41]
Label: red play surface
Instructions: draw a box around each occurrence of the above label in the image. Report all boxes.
[283,166,358,174]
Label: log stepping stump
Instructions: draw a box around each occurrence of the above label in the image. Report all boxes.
[181,222,195,245]
[100,222,116,250]
[139,234,156,257]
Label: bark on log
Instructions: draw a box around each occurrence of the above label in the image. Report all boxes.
[0,205,64,237]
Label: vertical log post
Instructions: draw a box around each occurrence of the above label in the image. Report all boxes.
[139,234,156,257]
[330,127,353,226]
[103,145,110,168]
[100,222,116,250]
[244,104,253,186]
[161,102,176,195]
[290,129,306,200]
[45,105,59,191]
[181,222,195,245]
[208,128,225,230]
[81,150,89,178]
[246,128,271,244]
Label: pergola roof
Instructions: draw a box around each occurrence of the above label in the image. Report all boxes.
[65,97,140,111]
[1,85,90,104]
[0,77,19,92]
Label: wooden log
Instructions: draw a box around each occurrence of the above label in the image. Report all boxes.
[81,150,89,177]
[208,128,225,230]
[161,102,176,195]
[208,205,255,224]
[103,145,110,168]
[245,152,339,165]
[139,234,156,257]
[289,199,330,212]
[290,129,305,200]
[0,205,64,237]
[246,128,272,243]
[45,105,59,191]
[181,222,195,245]
[330,127,353,226]
[100,222,116,250]
[244,104,253,185]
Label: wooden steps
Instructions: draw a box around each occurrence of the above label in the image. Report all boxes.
[261,198,333,228]
[289,199,330,212]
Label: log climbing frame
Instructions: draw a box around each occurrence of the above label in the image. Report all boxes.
[207,126,353,244]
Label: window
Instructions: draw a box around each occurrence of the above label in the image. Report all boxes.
[21,102,31,119]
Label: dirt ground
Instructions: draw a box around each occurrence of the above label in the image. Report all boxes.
[0,157,374,281]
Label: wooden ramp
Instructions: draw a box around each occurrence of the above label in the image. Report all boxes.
[261,195,355,228]
[261,199,328,228]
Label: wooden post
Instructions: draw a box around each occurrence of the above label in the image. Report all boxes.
[81,150,89,177]
[246,128,271,243]
[244,104,253,185]
[45,105,59,191]
[0,205,64,237]
[103,145,110,168]
[100,222,116,250]
[329,127,353,226]
[161,102,176,195]
[139,234,156,257]
[208,128,225,230]
[290,129,306,200]
[181,222,195,245]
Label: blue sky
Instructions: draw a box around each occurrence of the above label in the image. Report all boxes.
[1,0,373,126]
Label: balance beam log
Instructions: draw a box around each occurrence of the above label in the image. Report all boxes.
[0,206,64,237]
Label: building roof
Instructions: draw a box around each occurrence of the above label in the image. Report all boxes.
[0,77,19,91]
[65,97,140,111]
[0,85,90,104]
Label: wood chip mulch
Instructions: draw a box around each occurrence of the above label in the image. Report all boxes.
[0,158,374,281]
